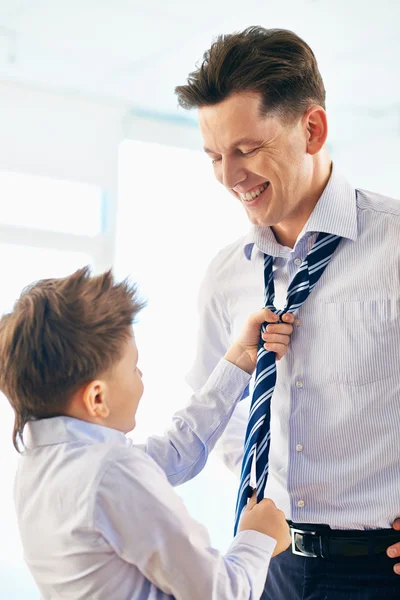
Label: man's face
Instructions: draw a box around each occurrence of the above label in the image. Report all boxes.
[198,92,315,231]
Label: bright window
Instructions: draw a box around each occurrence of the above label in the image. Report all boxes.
[0,170,104,236]
[0,172,98,600]
[116,140,249,552]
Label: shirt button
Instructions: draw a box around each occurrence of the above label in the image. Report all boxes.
[297,500,305,508]
[295,319,301,327]
[295,381,304,389]
[294,258,302,266]
[296,444,304,452]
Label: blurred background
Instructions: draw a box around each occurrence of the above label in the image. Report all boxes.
[0,1,399,597]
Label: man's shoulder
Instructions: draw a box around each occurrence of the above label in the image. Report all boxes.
[206,233,252,282]
[356,188,400,219]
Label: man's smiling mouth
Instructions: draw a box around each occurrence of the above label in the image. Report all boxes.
[239,182,270,202]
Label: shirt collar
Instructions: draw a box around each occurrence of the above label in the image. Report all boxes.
[243,164,358,259]
[23,416,127,449]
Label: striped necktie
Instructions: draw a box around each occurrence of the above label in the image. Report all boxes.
[234,232,342,534]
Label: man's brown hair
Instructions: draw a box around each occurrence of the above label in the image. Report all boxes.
[0,267,145,452]
[175,26,326,122]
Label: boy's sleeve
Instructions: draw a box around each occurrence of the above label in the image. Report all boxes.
[95,447,276,600]
[141,358,251,486]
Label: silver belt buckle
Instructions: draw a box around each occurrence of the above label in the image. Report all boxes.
[290,527,319,558]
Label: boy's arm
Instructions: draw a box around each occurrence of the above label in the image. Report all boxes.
[142,358,251,485]
[97,448,277,600]
[141,308,294,486]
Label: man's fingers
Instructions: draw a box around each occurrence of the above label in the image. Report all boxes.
[387,542,400,559]
[392,518,400,531]
[387,543,400,574]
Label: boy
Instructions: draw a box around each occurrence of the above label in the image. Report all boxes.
[0,267,294,599]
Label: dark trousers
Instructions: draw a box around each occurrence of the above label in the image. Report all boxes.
[261,547,400,600]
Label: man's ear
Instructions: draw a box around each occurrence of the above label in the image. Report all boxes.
[82,380,110,420]
[304,105,328,155]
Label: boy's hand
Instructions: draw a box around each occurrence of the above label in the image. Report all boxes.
[239,492,291,557]
[224,308,295,374]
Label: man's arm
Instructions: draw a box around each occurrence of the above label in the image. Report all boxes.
[186,259,232,389]
[186,260,252,476]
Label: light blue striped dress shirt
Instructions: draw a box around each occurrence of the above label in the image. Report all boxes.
[187,165,400,530]
[14,360,277,600]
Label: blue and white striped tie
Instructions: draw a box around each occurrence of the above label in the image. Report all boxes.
[234,232,342,534]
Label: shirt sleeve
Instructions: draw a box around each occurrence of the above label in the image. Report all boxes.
[185,254,249,478]
[96,448,276,600]
[140,359,250,486]
[186,259,232,390]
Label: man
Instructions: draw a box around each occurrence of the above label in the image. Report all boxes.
[175,26,400,600]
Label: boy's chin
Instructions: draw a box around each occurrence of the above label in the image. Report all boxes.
[123,417,136,434]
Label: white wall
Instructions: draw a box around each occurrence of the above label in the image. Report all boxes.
[0,80,125,272]
[328,104,400,198]
[0,80,124,185]
[0,81,205,271]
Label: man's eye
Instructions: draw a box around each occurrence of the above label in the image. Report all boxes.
[211,157,222,164]
[242,148,259,157]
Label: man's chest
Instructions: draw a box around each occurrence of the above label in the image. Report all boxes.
[224,242,400,387]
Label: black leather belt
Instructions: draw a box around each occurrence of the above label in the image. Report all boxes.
[289,522,399,559]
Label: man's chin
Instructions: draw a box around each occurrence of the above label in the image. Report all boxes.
[246,211,275,228]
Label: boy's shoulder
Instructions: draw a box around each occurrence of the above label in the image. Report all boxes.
[95,441,167,496]
[93,442,175,538]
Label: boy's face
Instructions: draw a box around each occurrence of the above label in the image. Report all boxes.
[104,333,144,433]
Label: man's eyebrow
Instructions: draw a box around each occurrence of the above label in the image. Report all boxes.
[203,138,265,154]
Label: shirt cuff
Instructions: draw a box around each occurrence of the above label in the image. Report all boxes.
[228,529,277,557]
[202,358,252,403]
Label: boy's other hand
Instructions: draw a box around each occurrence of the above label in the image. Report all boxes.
[238,492,291,557]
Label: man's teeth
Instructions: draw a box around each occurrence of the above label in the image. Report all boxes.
[240,182,269,201]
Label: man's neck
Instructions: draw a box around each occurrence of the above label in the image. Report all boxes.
[272,157,332,248]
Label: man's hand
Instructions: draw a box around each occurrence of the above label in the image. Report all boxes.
[239,492,291,557]
[224,308,295,374]
[387,518,400,574]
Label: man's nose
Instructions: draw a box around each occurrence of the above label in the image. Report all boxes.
[221,159,247,190]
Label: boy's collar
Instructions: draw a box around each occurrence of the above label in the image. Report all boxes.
[23,415,127,449]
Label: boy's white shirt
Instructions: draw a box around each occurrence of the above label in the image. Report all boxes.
[15,359,276,600]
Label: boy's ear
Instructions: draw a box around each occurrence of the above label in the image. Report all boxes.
[82,380,110,419]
